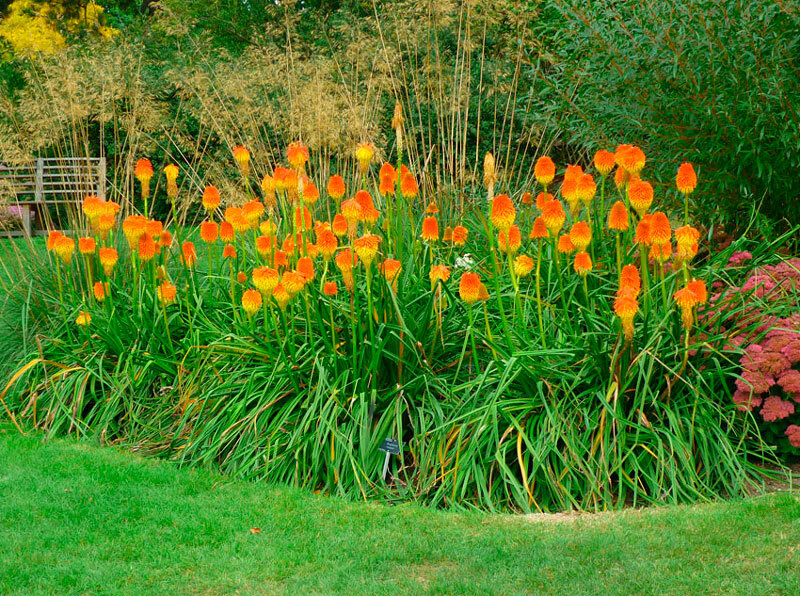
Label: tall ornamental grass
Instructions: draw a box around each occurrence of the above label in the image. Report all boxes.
[1,115,792,512]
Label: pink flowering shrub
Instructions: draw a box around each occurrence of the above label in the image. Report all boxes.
[704,257,800,454]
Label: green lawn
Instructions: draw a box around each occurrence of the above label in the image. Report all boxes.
[1,427,799,595]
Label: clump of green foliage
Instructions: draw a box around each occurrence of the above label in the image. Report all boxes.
[540,0,800,229]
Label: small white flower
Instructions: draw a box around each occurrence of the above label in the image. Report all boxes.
[455,254,474,269]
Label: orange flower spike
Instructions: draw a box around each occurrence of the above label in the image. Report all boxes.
[676,163,697,195]
[340,199,362,234]
[442,226,454,243]
[673,285,699,328]
[614,166,629,190]
[354,190,375,219]
[616,145,646,175]
[323,281,338,296]
[294,206,312,231]
[421,216,439,243]
[429,264,451,289]
[287,141,309,171]
[138,234,157,262]
[576,173,596,209]
[379,175,395,197]
[497,225,521,254]
[521,192,533,206]
[355,142,375,173]
[425,202,439,215]
[281,234,296,256]
[256,235,275,258]
[573,251,593,276]
[459,272,481,305]
[535,191,554,210]
[164,164,179,198]
[134,158,154,184]
[327,175,346,201]
[569,221,592,251]
[400,172,418,199]
[634,214,653,246]
[620,265,641,296]
[252,266,279,298]
[514,255,534,278]
[122,215,146,247]
[379,162,397,184]
[181,241,197,268]
[332,214,348,237]
[594,150,616,177]
[273,166,289,193]
[202,186,221,213]
[158,280,177,306]
[675,225,700,262]
[563,164,584,183]
[353,234,381,267]
[242,200,265,225]
[200,221,219,244]
[82,195,104,223]
[134,158,154,200]
[334,248,358,273]
[273,283,291,310]
[78,236,96,256]
[53,235,75,264]
[490,194,516,232]
[608,201,629,231]
[98,247,118,276]
[687,279,708,304]
[561,177,579,214]
[75,311,91,327]
[231,215,250,235]
[220,221,235,244]
[233,145,251,176]
[47,230,63,251]
[261,175,276,210]
[530,216,548,240]
[452,225,468,247]
[93,281,109,302]
[236,272,248,283]
[274,250,289,269]
[316,229,338,262]
[649,241,672,264]
[541,199,566,235]
[242,289,262,317]
[302,180,319,205]
[614,293,639,341]
[380,258,402,292]
[259,219,277,236]
[96,214,115,240]
[145,219,163,240]
[222,244,236,260]
[557,234,575,254]
[648,212,672,246]
[297,256,315,281]
[534,156,555,187]
[627,178,654,217]
[282,271,307,297]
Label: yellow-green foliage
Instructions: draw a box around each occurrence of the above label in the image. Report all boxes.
[0,0,116,56]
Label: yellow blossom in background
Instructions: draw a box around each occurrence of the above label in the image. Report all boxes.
[0,1,117,56]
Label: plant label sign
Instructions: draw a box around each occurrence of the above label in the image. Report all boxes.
[379,438,400,480]
[379,438,400,454]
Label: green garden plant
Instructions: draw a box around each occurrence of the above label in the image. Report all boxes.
[1,120,793,512]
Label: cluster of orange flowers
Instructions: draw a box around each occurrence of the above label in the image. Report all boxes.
[481,143,707,341]
[47,136,707,347]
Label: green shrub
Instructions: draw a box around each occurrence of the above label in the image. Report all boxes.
[539,1,800,229]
